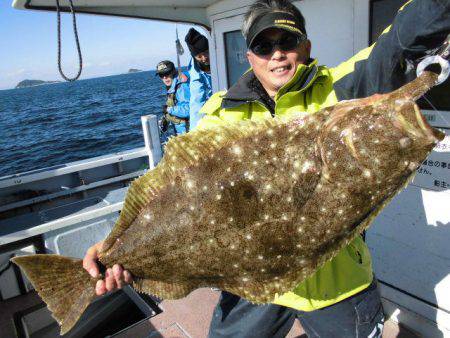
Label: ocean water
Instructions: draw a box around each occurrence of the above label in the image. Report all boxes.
[0,71,168,177]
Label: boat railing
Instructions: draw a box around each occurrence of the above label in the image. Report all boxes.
[141,114,163,170]
[0,115,162,247]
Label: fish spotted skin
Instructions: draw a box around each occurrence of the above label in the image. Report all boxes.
[11,71,444,334]
[98,71,444,302]
[102,116,322,299]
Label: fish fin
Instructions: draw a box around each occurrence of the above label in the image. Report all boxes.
[11,254,97,335]
[223,284,269,303]
[102,167,166,251]
[162,119,279,172]
[222,278,298,304]
[133,278,195,299]
[103,118,280,252]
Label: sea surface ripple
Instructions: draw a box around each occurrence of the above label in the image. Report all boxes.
[0,71,167,177]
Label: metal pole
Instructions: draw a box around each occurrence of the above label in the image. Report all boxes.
[175,25,184,78]
[140,115,163,169]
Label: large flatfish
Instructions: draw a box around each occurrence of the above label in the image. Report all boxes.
[12,71,444,334]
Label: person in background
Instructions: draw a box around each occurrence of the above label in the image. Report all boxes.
[156,60,190,135]
[184,28,212,130]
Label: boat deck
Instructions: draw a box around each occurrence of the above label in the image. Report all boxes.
[0,287,419,338]
[118,288,419,338]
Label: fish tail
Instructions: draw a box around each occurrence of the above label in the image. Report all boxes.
[11,254,98,335]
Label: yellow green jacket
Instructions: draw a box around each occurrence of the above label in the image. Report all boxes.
[196,0,450,311]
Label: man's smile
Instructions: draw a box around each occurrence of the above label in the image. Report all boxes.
[271,64,292,74]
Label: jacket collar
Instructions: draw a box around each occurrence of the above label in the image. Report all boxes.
[167,77,179,94]
[222,58,319,109]
[167,73,188,94]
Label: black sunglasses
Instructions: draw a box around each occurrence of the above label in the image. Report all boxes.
[158,71,173,78]
[250,33,305,56]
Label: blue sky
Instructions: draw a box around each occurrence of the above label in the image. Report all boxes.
[0,1,200,90]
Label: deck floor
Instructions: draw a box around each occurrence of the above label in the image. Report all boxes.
[0,288,420,338]
[115,288,420,338]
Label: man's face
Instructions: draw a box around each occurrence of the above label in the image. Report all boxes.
[159,73,174,87]
[247,28,311,97]
[194,51,210,67]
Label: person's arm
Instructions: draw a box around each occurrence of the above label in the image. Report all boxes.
[168,82,190,119]
[189,74,212,130]
[332,0,450,100]
[82,241,133,295]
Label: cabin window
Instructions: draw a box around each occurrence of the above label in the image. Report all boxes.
[370,0,450,111]
[224,30,250,87]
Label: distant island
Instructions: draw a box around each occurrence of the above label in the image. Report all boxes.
[128,68,143,73]
[15,79,60,89]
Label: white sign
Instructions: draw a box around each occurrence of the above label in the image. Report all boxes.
[411,110,450,191]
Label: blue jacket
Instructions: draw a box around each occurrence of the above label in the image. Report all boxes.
[167,72,190,134]
[187,58,212,130]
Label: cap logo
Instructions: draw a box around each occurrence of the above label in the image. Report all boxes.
[157,65,168,72]
[274,24,303,35]
[274,19,296,25]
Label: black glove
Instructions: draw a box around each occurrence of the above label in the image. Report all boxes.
[159,114,169,133]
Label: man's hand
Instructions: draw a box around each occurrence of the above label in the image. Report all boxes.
[82,241,133,296]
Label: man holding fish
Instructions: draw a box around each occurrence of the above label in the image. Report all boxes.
[83,0,450,336]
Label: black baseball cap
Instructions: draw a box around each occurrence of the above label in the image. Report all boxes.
[155,60,176,76]
[246,11,307,48]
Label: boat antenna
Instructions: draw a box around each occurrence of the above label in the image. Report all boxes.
[55,0,83,81]
[175,24,184,79]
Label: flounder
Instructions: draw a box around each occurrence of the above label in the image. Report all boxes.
[12,71,444,334]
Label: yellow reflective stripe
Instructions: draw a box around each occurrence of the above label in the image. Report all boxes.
[400,0,413,11]
[330,45,374,82]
